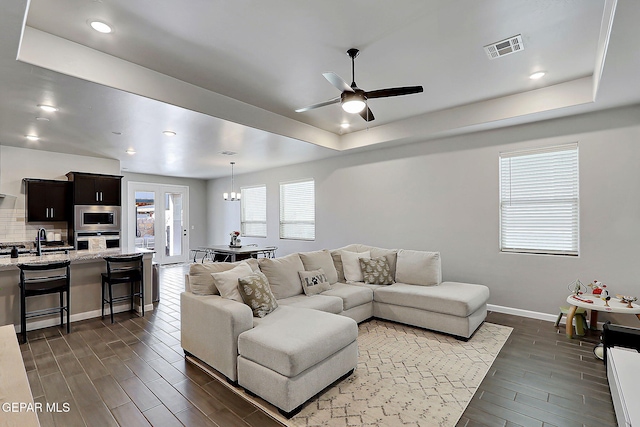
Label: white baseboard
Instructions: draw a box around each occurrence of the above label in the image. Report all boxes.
[14,302,155,333]
[487,303,604,329]
[488,304,559,323]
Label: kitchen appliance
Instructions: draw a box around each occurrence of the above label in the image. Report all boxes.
[75,231,120,250]
[74,205,120,232]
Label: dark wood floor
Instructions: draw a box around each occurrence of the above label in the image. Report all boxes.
[19,264,615,427]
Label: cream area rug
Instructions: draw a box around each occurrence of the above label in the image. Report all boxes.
[188,320,512,427]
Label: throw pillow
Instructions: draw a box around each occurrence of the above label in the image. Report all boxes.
[369,247,398,279]
[340,250,371,282]
[395,249,442,286]
[210,262,254,301]
[188,258,258,295]
[299,250,339,284]
[258,253,305,299]
[359,257,394,285]
[238,271,278,318]
[298,268,331,295]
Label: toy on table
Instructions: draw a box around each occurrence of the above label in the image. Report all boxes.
[589,280,611,306]
[567,279,587,296]
[616,295,638,309]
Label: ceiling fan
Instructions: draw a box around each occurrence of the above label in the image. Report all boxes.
[295,48,423,122]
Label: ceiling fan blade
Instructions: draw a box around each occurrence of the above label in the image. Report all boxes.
[295,97,340,113]
[359,106,375,122]
[365,86,424,99]
[323,72,354,93]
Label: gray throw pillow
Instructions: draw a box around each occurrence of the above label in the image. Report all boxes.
[298,268,331,296]
[237,271,278,318]
[359,257,394,285]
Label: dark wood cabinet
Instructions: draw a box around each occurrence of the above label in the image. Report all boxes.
[66,172,122,206]
[24,179,70,222]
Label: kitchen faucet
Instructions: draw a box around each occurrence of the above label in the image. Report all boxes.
[36,228,46,256]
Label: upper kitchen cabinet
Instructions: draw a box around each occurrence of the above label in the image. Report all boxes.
[24,179,71,222]
[66,172,123,206]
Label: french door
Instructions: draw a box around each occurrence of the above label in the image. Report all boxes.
[127,182,189,264]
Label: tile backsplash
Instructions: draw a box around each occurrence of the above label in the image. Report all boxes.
[0,208,67,243]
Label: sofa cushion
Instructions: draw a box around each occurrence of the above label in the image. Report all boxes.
[374,282,490,317]
[238,306,358,377]
[299,250,339,284]
[238,271,278,318]
[330,244,369,283]
[395,249,442,286]
[321,283,373,311]
[276,294,343,314]
[359,257,394,285]
[340,250,371,282]
[188,258,258,295]
[258,253,305,299]
[299,269,331,296]
[210,262,255,302]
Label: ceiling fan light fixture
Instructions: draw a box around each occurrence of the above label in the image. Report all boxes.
[341,93,366,114]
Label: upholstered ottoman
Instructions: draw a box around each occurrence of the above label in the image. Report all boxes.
[237,306,358,416]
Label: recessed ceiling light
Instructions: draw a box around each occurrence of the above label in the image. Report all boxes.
[25,135,40,141]
[340,123,350,129]
[35,117,50,122]
[38,104,58,112]
[162,130,176,137]
[90,21,113,34]
[126,148,136,155]
[529,71,546,80]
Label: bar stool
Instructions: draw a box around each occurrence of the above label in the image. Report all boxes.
[101,254,144,323]
[18,260,71,344]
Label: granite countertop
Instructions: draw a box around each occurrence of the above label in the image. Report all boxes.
[0,247,154,271]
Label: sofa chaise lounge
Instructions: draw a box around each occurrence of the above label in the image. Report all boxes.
[181,244,490,416]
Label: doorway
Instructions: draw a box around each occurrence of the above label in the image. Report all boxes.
[127,182,189,264]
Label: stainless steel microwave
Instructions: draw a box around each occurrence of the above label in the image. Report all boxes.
[74,205,121,232]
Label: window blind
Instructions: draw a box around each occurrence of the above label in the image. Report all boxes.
[499,144,579,255]
[279,179,315,240]
[241,185,267,237]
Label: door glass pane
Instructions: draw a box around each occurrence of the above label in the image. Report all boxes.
[135,191,155,250]
[165,192,183,257]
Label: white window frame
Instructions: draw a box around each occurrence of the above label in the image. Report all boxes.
[499,143,579,256]
[279,178,315,241]
[240,185,267,238]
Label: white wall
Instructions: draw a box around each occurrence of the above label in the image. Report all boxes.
[207,105,640,325]
[0,146,119,243]
[121,172,208,250]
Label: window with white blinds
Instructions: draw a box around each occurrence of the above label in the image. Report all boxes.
[499,144,579,256]
[241,185,267,238]
[279,179,315,240]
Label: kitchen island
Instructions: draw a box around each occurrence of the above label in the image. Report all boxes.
[0,248,154,334]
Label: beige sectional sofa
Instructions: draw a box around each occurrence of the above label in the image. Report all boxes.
[181,244,490,416]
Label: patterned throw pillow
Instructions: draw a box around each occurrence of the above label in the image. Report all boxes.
[298,269,331,295]
[359,257,394,285]
[237,271,278,318]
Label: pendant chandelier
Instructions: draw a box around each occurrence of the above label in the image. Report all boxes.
[223,161,241,201]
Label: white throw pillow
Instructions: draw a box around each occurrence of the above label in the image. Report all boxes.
[395,249,442,286]
[210,262,254,301]
[340,250,371,282]
[188,258,259,295]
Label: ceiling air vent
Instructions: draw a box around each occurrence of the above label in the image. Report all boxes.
[219,151,237,156]
[484,35,524,60]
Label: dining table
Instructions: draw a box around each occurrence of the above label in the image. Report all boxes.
[193,245,276,262]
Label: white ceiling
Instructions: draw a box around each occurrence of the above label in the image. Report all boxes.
[1,0,639,179]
